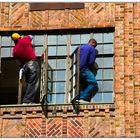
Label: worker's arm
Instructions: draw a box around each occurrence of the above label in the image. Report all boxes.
[88,47,96,69]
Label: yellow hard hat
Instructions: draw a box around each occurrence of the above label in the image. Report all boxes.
[11,33,21,41]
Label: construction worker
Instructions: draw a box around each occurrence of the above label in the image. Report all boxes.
[77,39,99,102]
[11,33,40,104]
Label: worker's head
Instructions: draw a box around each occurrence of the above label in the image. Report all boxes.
[11,33,21,44]
[88,39,97,47]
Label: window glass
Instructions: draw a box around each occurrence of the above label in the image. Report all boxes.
[71,35,80,44]
[93,92,102,102]
[96,58,103,68]
[81,34,90,44]
[55,82,65,92]
[56,71,66,81]
[103,57,113,68]
[103,81,113,91]
[48,59,56,69]
[1,48,11,57]
[34,35,44,45]
[47,93,64,104]
[97,81,103,92]
[102,92,113,103]
[93,33,103,43]
[104,33,114,43]
[70,45,78,55]
[56,59,66,69]
[2,36,11,46]
[58,35,67,45]
[48,35,57,45]
[103,69,113,79]
[48,46,56,56]
[35,47,43,56]
[96,69,103,80]
[103,44,113,54]
[96,44,103,54]
[57,46,66,55]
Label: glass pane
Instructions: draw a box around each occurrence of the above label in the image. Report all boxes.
[96,58,103,68]
[1,48,11,57]
[57,46,66,55]
[48,70,53,81]
[56,82,65,92]
[81,34,90,44]
[92,92,102,102]
[96,44,103,54]
[52,71,66,81]
[103,44,114,54]
[48,82,53,92]
[56,94,65,103]
[102,92,113,103]
[48,59,56,69]
[93,33,103,43]
[56,71,66,81]
[48,93,64,104]
[35,47,43,56]
[58,35,67,45]
[103,57,113,68]
[103,81,113,91]
[104,33,114,43]
[96,69,103,80]
[70,45,78,55]
[97,81,103,92]
[48,35,57,45]
[47,94,54,103]
[34,35,44,45]
[71,35,80,44]
[56,59,66,69]
[48,46,56,56]
[2,36,11,46]
[103,69,113,79]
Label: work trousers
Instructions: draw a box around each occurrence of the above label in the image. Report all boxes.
[22,60,40,103]
[79,68,98,102]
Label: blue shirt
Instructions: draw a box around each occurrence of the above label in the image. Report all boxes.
[79,44,96,70]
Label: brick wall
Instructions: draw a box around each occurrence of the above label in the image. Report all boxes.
[0,2,140,137]
[0,104,115,138]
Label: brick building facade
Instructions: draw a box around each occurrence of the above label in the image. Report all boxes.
[0,2,140,137]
